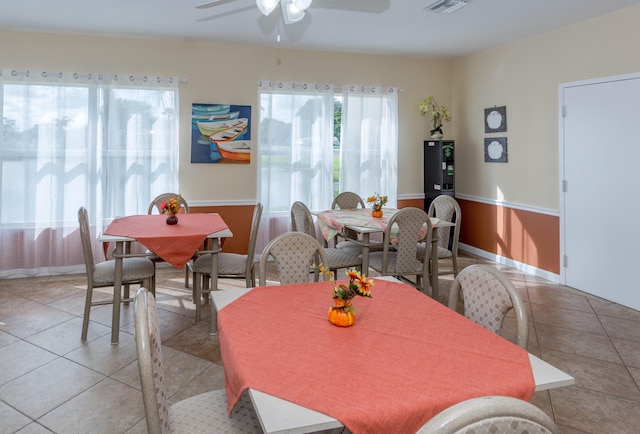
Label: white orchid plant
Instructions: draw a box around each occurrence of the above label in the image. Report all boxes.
[419,96,451,136]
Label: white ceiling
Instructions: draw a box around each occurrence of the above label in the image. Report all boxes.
[2,0,639,58]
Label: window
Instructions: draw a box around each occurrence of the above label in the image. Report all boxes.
[0,70,179,277]
[256,81,397,249]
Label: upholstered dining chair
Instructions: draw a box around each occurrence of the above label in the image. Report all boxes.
[367,207,433,294]
[328,191,366,248]
[290,201,362,276]
[417,195,461,277]
[133,288,261,434]
[78,207,155,341]
[147,193,193,288]
[417,395,561,434]
[192,203,262,323]
[259,232,330,286]
[448,264,529,348]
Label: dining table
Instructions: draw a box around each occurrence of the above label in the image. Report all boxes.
[315,207,454,300]
[215,277,574,434]
[100,213,232,343]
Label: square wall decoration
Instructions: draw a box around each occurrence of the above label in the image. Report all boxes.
[484,137,508,163]
[484,106,507,133]
[191,103,252,164]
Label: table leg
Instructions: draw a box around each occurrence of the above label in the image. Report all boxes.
[111,241,123,344]
[361,233,370,274]
[209,237,220,336]
[430,234,439,301]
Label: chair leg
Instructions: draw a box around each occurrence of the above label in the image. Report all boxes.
[184,264,190,288]
[81,284,94,341]
[194,272,202,323]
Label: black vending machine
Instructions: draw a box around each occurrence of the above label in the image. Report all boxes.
[423,140,454,211]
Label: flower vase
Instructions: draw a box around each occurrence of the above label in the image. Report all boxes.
[328,299,355,327]
[431,132,443,140]
[371,208,383,218]
[166,214,178,225]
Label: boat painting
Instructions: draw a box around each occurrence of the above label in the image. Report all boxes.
[190,103,251,164]
[196,118,248,137]
[212,140,251,162]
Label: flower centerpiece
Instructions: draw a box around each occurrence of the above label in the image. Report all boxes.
[419,96,451,139]
[367,192,388,218]
[317,266,373,327]
[160,195,181,225]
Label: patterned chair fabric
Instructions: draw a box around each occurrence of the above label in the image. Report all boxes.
[134,288,261,434]
[331,191,365,210]
[259,232,330,286]
[367,207,432,294]
[417,195,462,277]
[448,265,529,348]
[290,201,362,274]
[417,395,561,434]
[78,207,155,341]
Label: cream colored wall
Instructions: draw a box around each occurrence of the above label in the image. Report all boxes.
[0,30,451,202]
[451,5,640,211]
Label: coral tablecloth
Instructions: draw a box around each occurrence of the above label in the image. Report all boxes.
[104,213,228,269]
[219,279,535,434]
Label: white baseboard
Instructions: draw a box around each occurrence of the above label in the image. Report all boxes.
[459,243,560,283]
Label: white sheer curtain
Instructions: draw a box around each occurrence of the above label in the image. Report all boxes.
[256,81,335,250]
[340,85,398,207]
[0,69,180,278]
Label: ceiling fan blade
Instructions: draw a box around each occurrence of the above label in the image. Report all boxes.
[195,0,239,9]
[311,0,390,14]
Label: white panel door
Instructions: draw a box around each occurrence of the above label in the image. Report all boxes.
[561,74,640,310]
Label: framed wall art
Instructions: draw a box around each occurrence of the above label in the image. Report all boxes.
[191,103,252,164]
[484,106,507,133]
[484,137,508,163]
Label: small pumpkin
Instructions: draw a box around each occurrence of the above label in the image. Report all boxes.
[371,209,383,218]
[328,305,355,327]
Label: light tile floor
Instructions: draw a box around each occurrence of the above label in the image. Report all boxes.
[1,253,640,433]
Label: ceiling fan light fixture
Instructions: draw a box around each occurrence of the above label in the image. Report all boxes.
[293,0,312,11]
[256,0,279,16]
[426,0,468,14]
[282,0,305,23]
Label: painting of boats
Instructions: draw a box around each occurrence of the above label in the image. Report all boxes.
[212,140,251,162]
[192,111,240,123]
[190,103,251,164]
[197,118,248,137]
[192,104,231,116]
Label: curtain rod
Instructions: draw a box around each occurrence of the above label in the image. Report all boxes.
[1,69,187,84]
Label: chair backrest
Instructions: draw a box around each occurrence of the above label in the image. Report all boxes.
[331,191,365,210]
[134,288,172,434]
[417,395,561,434]
[259,232,329,286]
[382,207,432,274]
[290,201,315,236]
[78,207,96,282]
[448,264,529,348]
[148,193,190,215]
[428,195,461,252]
[245,202,263,275]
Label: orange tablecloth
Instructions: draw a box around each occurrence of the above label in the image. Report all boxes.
[104,213,228,269]
[219,279,535,434]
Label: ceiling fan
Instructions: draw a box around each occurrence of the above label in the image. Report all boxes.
[196,0,389,25]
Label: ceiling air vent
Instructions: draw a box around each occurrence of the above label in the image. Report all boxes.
[426,0,468,14]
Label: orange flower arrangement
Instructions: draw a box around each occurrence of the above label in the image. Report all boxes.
[314,265,374,327]
[160,195,181,215]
